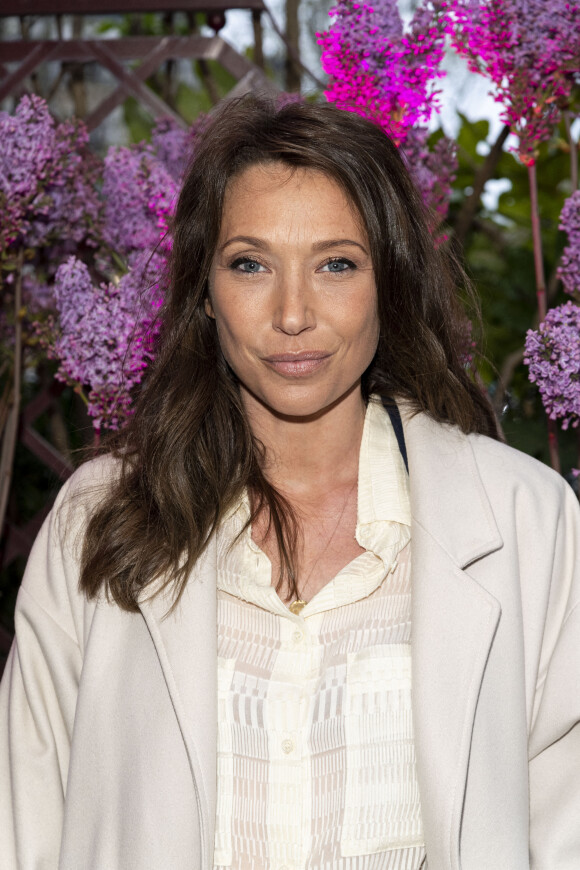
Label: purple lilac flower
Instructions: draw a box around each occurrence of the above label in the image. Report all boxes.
[317,0,456,218]
[445,0,580,163]
[151,118,191,180]
[558,190,580,298]
[51,253,164,430]
[318,0,448,142]
[0,94,102,251]
[524,300,580,429]
[151,113,209,181]
[0,95,55,249]
[102,144,178,263]
[400,126,458,222]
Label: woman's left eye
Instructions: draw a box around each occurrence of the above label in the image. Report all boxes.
[319,258,356,273]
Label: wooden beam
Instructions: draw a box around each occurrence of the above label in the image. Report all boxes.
[84,35,176,131]
[19,426,74,481]
[0,0,265,15]
[1,507,52,569]
[0,42,58,102]
[0,34,244,64]
[20,380,66,428]
[88,39,188,127]
[0,35,273,128]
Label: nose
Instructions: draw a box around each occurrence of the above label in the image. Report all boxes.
[272,269,315,336]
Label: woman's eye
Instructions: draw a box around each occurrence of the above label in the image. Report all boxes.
[230,257,265,273]
[320,258,356,273]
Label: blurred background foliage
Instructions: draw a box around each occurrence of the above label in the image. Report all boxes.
[448,112,578,468]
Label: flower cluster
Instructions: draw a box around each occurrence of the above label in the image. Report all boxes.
[557,190,580,298]
[0,95,194,430]
[102,143,178,265]
[318,0,457,217]
[48,137,179,429]
[0,94,101,253]
[49,253,164,430]
[524,191,580,431]
[445,0,580,163]
[47,116,190,429]
[151,112,208,181]
[524,301,580,429]
[401,126,458,222]
[318,0,447,141]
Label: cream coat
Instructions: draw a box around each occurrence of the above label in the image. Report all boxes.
[1,408,580,870]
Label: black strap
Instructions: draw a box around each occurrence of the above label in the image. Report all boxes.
[382,398,409,474]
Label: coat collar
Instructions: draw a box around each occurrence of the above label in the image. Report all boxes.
[139,405,505,870]
[401,406,503,869]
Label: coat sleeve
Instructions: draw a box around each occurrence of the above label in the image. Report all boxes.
[528,479,580,869]
[0,462,106,869]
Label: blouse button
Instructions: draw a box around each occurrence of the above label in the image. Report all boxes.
[281,739,294,754]
[292,630,303,643]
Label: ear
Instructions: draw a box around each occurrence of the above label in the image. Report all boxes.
[204,297,215,319]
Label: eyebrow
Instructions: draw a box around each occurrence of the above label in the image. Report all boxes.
[218,236,369,255]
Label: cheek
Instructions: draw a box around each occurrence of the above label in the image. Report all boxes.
[209,295,257,375]
[353,288,380,347]
[362,319,380,366]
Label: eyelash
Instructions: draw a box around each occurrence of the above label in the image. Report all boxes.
[228,256,358,274]
[229,256,265,273]
[320,257,357,273]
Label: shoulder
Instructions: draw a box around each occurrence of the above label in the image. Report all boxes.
[56,452,122,508]
[401,401,572,510]
[50,452,122,535]
[403,401,577,537]
[466,431,572,507]
[16,453,123,644]
[53,451,124,567]
[464,432,580,556]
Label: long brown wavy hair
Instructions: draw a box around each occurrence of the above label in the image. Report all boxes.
[79,94,500,611]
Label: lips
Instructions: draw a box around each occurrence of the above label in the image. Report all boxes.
[262,351,332,377]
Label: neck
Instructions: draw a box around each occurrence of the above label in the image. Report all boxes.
[243,384,366,500]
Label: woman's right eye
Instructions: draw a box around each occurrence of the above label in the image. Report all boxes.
[230,257,266,274]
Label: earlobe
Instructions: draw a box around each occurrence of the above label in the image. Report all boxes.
[204,298,215,319]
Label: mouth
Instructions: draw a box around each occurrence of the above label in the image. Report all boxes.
[262,351,332,377]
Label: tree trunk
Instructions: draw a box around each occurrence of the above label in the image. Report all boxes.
[252,10,264,70]
[69,15,87,118]
[285,0,301,93]
[453,125,510,249]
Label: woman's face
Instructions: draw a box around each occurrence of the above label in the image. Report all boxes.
[206,162,379,421]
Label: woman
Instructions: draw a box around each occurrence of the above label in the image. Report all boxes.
[1,95,579,870]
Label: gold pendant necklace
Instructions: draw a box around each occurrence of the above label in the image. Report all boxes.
[288,476,357,615]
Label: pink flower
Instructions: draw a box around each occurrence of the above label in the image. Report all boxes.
[445,0,580,163]
[317,0,457,218]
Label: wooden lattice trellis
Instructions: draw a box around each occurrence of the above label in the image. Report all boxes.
[0,0,274,130]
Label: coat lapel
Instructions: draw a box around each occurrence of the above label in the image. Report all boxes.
[138,536,218,870]
[402,408,503,869]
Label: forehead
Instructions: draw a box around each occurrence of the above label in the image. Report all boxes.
[219,163,366,239]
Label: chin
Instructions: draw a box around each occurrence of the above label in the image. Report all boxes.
[242,380,362,422]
